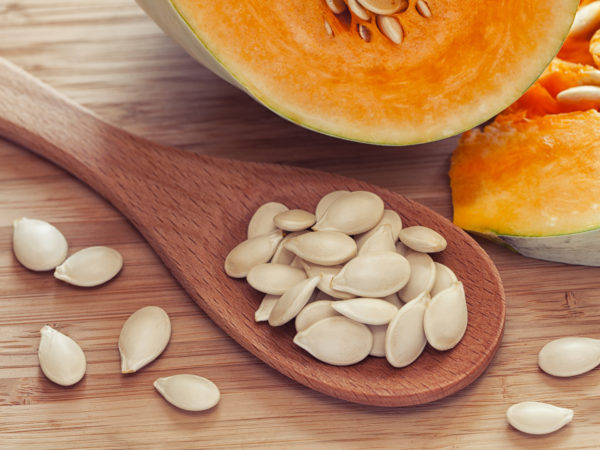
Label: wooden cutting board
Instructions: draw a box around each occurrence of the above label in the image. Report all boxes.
[1,2,599,448]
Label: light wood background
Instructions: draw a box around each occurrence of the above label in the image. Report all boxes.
[1,1,599,448]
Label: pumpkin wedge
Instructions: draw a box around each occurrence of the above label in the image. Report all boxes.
[450,1,600,266]
[136,0,578,145]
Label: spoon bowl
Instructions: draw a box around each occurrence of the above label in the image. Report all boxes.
[0,57,505,406]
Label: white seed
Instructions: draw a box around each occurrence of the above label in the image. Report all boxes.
[247,202,288,239]
[347,0,371,21]
[284,231,357,266]
[376,15,404,45]
[358,24,372,42]
[225,230,283,278]
[271,231,306,265]
[538,337,600,377]
[38,325,86,386]
[506,402,573,435]
[357,224,397,256]
[556,85,600,104]
[295,300,340,332]
[13,218,68,271]
[357,0,407,15]
[398,252,436,302]
[430,262,458,297]
[332,252,410,297]
[273,209,316,232]
[302,260,354,299]
[332,298,397,325]
[385,293,429,367]
[326,0,347,14]
[269,276,321,326]
[369,324,387,357]
[118,306,171,373]
[294,316,373,366]
[568,1,600,37]
[399,226,447,253]
[324,19,334,37]
[246,263,306,295]
[315,190,350,222]
[355,210,402,250]
[154,374,220,412]
[395,239,409,256]
[255,294,279,322]
[313,191,384,235]
[424,282,468,351]
[578,67,600,86]
[415,0,432,18]
[54,246,123,287]
[289,255,305,269]
[383,292,403,308]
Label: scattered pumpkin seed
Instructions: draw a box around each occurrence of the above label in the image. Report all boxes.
[255,294,279,322]
[377,15,404,44]
[294,316,373,366]
[332,298,397,325]
[225,229,283,278]
[399,225,447,253]
[247,202,288,239]
[538,337,600,377]
[285,230,357,266]
[506,402,573,435]
[273,209,316,232]
[268,276,321,326]
[313,191,384,235]
[246,263,307,295]
[154,374,220,412]
[295,300,340,332]
[118,306,171,374]
[357,224,396,256]
[54,246,123,287]
[424,282,467,351]
[13,217,68,271]
[397,251,436,302]
[38,325,86,386]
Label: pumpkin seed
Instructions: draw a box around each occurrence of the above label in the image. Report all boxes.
[332,251,410,297]
[225,229,283,278]
[395,239,409,256]
[54,246,123,287]
[385,292,429,368]
[348,0,371,21]
[398,251,436,302]
[247,202,288,239]
[300,260,350,296]
[538,337,600,377]
[326,0,347,14]
[355,209,402,250]
[154,374,220,412]
[506,402,573,435]
[13,217,68,271]
[315,190,350,222]
[568,1,600,37]
[294,316,373,366]
[118,306,171,373]
[246,263,307,295]
[273,209,316,232]
[285,230,357,266]
[415,0,432,18]
[268,276,321,326]
[357,0,407,15]
[430,262,458,297]
[255,294,279,322]
[324,19,334,37]
[295,299,339,332]
[376,15,404,44]
[313,191,384,235]
[358,24,372,42]
[289,255,305,269]
[332,298,398,325]
[424,282,467,351]
[383,292,403,308]
[357,224,397,256]
[556,85,600,104]
[369,324,387,357]
[399,225,447,253]
[271,231,306,265]
[579,67,600,86]
[38,325,86,386]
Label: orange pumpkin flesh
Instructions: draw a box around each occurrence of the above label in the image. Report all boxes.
[169,0,577,145]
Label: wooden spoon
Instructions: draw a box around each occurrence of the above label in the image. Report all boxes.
[0,57,505,407]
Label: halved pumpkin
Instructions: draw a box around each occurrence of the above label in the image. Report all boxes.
[450,1,600,265]
[136,0,578,145]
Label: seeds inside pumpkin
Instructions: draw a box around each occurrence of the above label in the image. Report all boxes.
[377,15,404,44]
[415,0,432,18]
[347,0,370,21]
[357,0,407,15]
[326,0,347,14]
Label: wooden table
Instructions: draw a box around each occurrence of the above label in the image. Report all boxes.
[1,2,598,448]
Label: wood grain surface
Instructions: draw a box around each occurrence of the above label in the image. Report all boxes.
[0,1,599,448]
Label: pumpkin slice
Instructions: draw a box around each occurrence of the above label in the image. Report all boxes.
[136,0,577,145]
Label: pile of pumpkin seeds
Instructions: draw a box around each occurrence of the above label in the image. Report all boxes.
[225,190,468,367]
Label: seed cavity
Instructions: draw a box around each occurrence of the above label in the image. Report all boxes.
[38,325,86,386]
[506,402,573,435]
[247,202,288,239]
[13,217,68,271]
[154,374,220,412]
[225,229,283,278]
[424,282,468,351]
[118,306,171,374]
[538,337,600,377]
[54,246,123,287]
[246,263,307,295]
